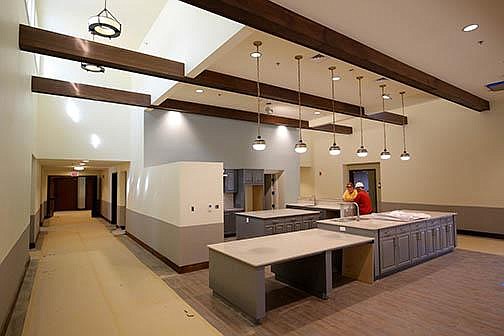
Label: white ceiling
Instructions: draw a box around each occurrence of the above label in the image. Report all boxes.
[271,0,504,101]
[37,0,168,50]
[39,159,129,171]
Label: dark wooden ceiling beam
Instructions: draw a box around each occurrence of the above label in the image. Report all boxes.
[178,0,490,112]
[19,25,185,80]
[32,76,151,107]
[367,112,408,125]
[183,70,407,125]
[158,99,353,134]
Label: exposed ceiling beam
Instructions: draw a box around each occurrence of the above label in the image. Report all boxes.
[19,25,185,80]
[19,25,405,125]
[32,76,151,107]
[178,0,490,112]
[184,70,407,125]
[30,76,352,135]
[158,99,353,135]
[367,112,408,125]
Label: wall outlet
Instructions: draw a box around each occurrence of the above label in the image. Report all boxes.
[246,217,249,223]
[339,226,346,232]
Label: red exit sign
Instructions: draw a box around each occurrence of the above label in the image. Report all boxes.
[71,171,79,177]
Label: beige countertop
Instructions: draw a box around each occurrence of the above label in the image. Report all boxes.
[235,208,320,219]
[317,210,456,230]
[224,208,244,212]
[286,202,343,211]
[208,229,373,267]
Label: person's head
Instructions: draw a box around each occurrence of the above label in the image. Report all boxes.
[346,182,355,193]
[355,182,365,191]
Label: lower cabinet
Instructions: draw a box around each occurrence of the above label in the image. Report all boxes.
[380,236,397,274]
[411,230,427,262]
[397,232,411,267]
[236,212,321,239]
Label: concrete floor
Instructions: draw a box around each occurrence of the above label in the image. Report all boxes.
[17,211,221,336]
[457,234,504,256]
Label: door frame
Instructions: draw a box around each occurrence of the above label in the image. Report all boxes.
[111,172,118,225]
[343,162,382,212]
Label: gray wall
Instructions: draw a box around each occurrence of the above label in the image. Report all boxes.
[145,110,301,203]
[0,226,29,333]
[101,200,111,222]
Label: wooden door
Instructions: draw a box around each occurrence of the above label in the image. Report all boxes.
[53,177,78,211]
[111,172,118,225]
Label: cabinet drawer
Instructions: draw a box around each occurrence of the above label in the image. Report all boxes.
[294,222,302,231]
[274,223,285,233]
[264,225,274,235]
[410,221,426,231]
[428,219,441,229]
[285,223,294,232]
[301,221,310,230]
[379,227,398,238]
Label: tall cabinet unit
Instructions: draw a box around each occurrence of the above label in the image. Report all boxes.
[234,169,264,211]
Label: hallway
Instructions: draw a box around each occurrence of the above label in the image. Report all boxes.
[20,211,220,336]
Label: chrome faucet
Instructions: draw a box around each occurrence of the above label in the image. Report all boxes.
[351,202,360,221]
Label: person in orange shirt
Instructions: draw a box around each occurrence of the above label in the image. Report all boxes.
[342,182,358,202]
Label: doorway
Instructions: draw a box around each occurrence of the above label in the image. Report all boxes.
[111,172,118,225]
[47,176,99,217]
[344,163,381,213]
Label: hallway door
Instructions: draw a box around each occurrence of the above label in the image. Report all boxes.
[53,177,78,211]
[111,172,118,225]
[349,169,378,212]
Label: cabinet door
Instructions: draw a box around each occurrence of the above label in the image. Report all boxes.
[397,233,411,267]
[264,225,274,235]
[224,169,236,193]
[433,227,441,252]
[243,170,253,184]
[274,223,285,234]
[446,223,454,247]
[418,230,426,258]
[425,228,434,256]
[439,223,448,251]
[410,231,419,261]
[285,223,294,232]
[380,237,397,274]
[252,169,264,185]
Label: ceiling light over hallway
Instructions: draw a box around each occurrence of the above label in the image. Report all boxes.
[399,91,411,161]
[462,24,479,32]
[380,84,391,160]
[88,0,122,38]
[355,76,368,158]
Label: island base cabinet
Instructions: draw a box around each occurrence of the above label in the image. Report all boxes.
[425,228,434,256]
[411,230,427,263]
[380,237,397,274]
[397,233,411,268]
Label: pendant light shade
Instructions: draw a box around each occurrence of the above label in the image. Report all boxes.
[355,76,367,158]
[357,146,368,158]
[295,140,308,154]
[328,66,341,156]
[379,84,391,160]
[251,41,266,151]
[81,62,105,73]
[88,0,121,38]
[294,55,307,154]
[252,136,266,151]
[399,91,411,161]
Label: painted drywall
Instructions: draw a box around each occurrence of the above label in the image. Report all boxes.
[306,97,504,209]
[0,0,37,263]
[133,0,246,102]
[143,110,301,205]
[0,0,37,330]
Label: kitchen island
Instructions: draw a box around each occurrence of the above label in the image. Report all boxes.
[317,210,457,279]
[286,202,343,219]
[235,209,321,239]
[208,229,374,323]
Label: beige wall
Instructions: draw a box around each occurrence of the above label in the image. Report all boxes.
[299,167,315,198]
[306,97,504,209]
[0,0,37,263]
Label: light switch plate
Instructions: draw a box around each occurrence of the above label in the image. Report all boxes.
[246,217,249,223]
[339,226,346,232]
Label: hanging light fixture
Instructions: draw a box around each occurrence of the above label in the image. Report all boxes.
[328,66,341,156]
[399,91,411,161]
[251,41,266,151]
[81,35,105,73]
[88,0,122,38]
[379,84,392,160]
[294,55,307,154]
[355,76,368,158]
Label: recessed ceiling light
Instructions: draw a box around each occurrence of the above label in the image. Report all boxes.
[74,166,85,171]
[81,63,105,73]
[195,89,204,93]
[79,162,86,166]
[462,24,479,32]
[332,75,341,81]
[314,111,321,115]
[82,160,90,163]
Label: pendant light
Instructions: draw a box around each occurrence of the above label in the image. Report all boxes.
[88,0,122,38]
[251,41,266,151]
[294,55,307,154]
[355,76,368,158]
[399,91,411,161]
[81,35,105,73]
[328,66,341,156]
[379,84,391,160]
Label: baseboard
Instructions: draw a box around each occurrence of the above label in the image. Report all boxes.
[457,229,504,240]
[1,259,29,336]
[125,232,209,274]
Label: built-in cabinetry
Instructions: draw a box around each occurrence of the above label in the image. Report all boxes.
[234,169,264,210]
[236,211,321,239]
[223,169,237,193]
[223,208,243,237]
[286,204,340,220]
[317,214,457,279]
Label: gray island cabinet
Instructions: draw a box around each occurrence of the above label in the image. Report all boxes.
[317,211,457,279]
[235,209,321,240]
